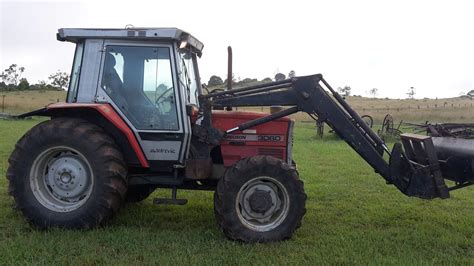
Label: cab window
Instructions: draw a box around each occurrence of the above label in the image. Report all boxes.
[101,45,179,131]
[67,42,84,102]
[179,51,199,106]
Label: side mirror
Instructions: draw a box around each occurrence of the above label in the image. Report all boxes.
[186,104,199,116]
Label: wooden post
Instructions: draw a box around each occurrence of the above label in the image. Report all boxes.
[1,95,5,113]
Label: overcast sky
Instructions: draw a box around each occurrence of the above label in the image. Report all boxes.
[1,0,473,98]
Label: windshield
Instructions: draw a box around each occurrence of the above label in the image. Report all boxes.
[179,50,200,106]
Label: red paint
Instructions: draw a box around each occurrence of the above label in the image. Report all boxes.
[211,110,291,166]
[47,103,149,168]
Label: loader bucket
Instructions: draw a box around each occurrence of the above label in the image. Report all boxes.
[389,134,450,199]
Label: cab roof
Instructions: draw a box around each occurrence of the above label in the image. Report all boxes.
[57,27,204,56]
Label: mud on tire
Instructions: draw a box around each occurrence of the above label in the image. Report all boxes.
[7,118,127,229]
[214,155,307,243]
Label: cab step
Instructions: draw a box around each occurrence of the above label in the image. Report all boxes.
[153,187,187,205]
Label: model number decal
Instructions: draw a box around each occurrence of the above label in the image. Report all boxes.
[224,134,283,142]
[150,148,176,154]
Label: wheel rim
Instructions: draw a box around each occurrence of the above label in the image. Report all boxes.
[30,146,94,213]
[235,176,290,232]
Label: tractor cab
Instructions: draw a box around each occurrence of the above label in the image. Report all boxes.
[59,28,204,169]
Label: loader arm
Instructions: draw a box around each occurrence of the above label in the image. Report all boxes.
[200,75,391,180]
[198,74,450,199]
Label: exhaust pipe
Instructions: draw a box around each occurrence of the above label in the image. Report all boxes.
[227,46,232,91]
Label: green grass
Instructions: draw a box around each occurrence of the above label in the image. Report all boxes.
[0,120,473,264]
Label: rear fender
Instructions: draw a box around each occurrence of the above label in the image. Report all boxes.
[19,103,149,168]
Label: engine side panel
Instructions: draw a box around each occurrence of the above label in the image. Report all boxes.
[211,111,292,167]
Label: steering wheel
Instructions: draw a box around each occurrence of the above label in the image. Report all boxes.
[155,87,174,114]
[155,87,173,104]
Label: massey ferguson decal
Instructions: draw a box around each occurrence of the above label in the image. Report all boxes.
[224,134,284,142]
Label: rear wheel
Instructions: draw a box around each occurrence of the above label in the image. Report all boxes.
[214,156,306,242]
[7,118,127,229]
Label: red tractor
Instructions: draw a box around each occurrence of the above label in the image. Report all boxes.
[7,27,472,242]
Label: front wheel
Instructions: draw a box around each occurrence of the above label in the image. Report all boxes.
[214,156,306,242]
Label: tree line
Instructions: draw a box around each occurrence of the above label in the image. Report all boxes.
[0,64,70,91]
[205,70,297,88]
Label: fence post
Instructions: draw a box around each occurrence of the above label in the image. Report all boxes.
[1,95,5,113]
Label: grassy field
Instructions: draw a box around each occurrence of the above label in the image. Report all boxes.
[0,90,66,114]
[0,119,473,264]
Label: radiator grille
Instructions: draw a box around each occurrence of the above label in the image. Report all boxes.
[258,148,284,159]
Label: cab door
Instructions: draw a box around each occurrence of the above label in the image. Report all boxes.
[96,41,191,171]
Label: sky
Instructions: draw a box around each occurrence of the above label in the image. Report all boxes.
[0,0,473,99]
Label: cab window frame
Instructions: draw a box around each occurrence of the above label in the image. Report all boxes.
[67,42,85,102]
[96,41,183,133]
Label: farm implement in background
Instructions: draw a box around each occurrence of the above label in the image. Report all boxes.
[406,122,474,139]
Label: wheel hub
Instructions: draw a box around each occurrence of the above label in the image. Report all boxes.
[236,176,290,232]
[30,146,94,212]
[60,172,72,183]
[46,155,89,199]
[248,189,273,214]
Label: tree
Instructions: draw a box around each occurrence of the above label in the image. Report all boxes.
[262,77,273,83]
[407,86,416,99]
[48,71,70,90]
[338,86,351,96]
[207,75,224,87]
[466,90,474,99]
[240,78,258,85]
[29,80,56,91]
[274,73,286,81]
[288,70,296,78]
[369,88,378,98]
[17,78,29,90]
[0,64,25,85]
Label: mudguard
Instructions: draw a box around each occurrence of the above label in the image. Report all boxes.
[18,103,149,168]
